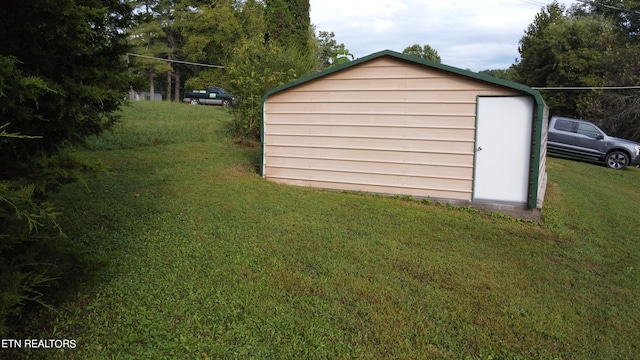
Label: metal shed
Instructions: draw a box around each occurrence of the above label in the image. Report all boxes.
[261,50,548,219]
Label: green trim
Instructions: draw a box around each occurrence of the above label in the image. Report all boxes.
[260,101,265,177]
[261,49,547,208]
[529,99,547,209]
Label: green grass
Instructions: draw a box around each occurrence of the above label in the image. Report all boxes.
[7,101,640,359]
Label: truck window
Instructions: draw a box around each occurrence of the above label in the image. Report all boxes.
[554,119,574,132]
[577,123,601,139]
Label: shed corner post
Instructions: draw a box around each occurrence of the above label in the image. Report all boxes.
[260,96,268,178]
[528,95,547,209]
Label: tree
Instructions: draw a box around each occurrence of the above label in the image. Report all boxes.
[265,0,312,52]
[129,0,192,102]
[0,0,133,334]
[513,1,566,87]
[583,0,640,42]
[314,30,353,70]
[513,1,640,142]
[265,0,294,45]
[315,30,342,69]
[182,0,266,90]
[174,0,318,143]
[514,2,617,117]
[289,0,312,52]
[402,44,442,63]
[562,1,640,141]
[129,20,174,99]
[0,0,132,175]
[0,58,62,336]
[478,68,517,82]
[577,45,640,141]
[331,49,355,67]
[180,0,243,65]
[217,0,316,142]
[224,39,317,141]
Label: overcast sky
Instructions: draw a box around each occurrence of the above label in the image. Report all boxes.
[310,0,576,72]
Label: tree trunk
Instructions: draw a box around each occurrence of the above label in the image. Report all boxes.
[149,72,155,101]
[166,71,172,101]
[174,69,181,102]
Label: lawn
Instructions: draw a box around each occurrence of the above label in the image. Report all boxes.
[7,101,640,359]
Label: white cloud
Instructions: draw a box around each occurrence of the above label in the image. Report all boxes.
[311,0,576,71]
[311,0,405,24]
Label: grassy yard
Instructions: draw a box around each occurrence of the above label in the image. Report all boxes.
[7,101,640,359]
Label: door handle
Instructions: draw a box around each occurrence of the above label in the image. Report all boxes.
[477,146,483,151]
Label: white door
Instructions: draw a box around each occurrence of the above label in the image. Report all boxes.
[473,96,534,204]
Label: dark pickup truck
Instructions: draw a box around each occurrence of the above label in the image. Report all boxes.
[183,86,235,106]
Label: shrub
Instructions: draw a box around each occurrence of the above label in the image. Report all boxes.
[223,40,317,141]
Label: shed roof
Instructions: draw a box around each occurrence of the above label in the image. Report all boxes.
[263,49,544,107]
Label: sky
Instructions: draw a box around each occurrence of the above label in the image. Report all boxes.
[309,0,576,72]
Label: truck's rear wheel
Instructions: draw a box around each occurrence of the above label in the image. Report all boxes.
[189,99,199,105]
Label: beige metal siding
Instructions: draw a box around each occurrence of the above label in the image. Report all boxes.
[264,57,524,200]
[536,107,550,208]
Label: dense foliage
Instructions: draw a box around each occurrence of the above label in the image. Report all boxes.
[265,0,311,52]
[513,1,640,141]
[1,0,131,178]
[0,0,133,335]
[128,0,351,141]
[224,40,317,140]
[315,31,354,70]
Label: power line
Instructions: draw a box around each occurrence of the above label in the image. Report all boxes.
[533,86,640,90]
[517,0,549,7]
[517,1,640,92]
[126,53,224,69]
[517,0,640,15]
[575,0,640,15]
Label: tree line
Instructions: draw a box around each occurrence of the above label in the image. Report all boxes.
[488,0,640,142]
[127,0,352,140]
[129,0,640,143]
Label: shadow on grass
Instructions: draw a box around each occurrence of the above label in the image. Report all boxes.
[4,171,167,342]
